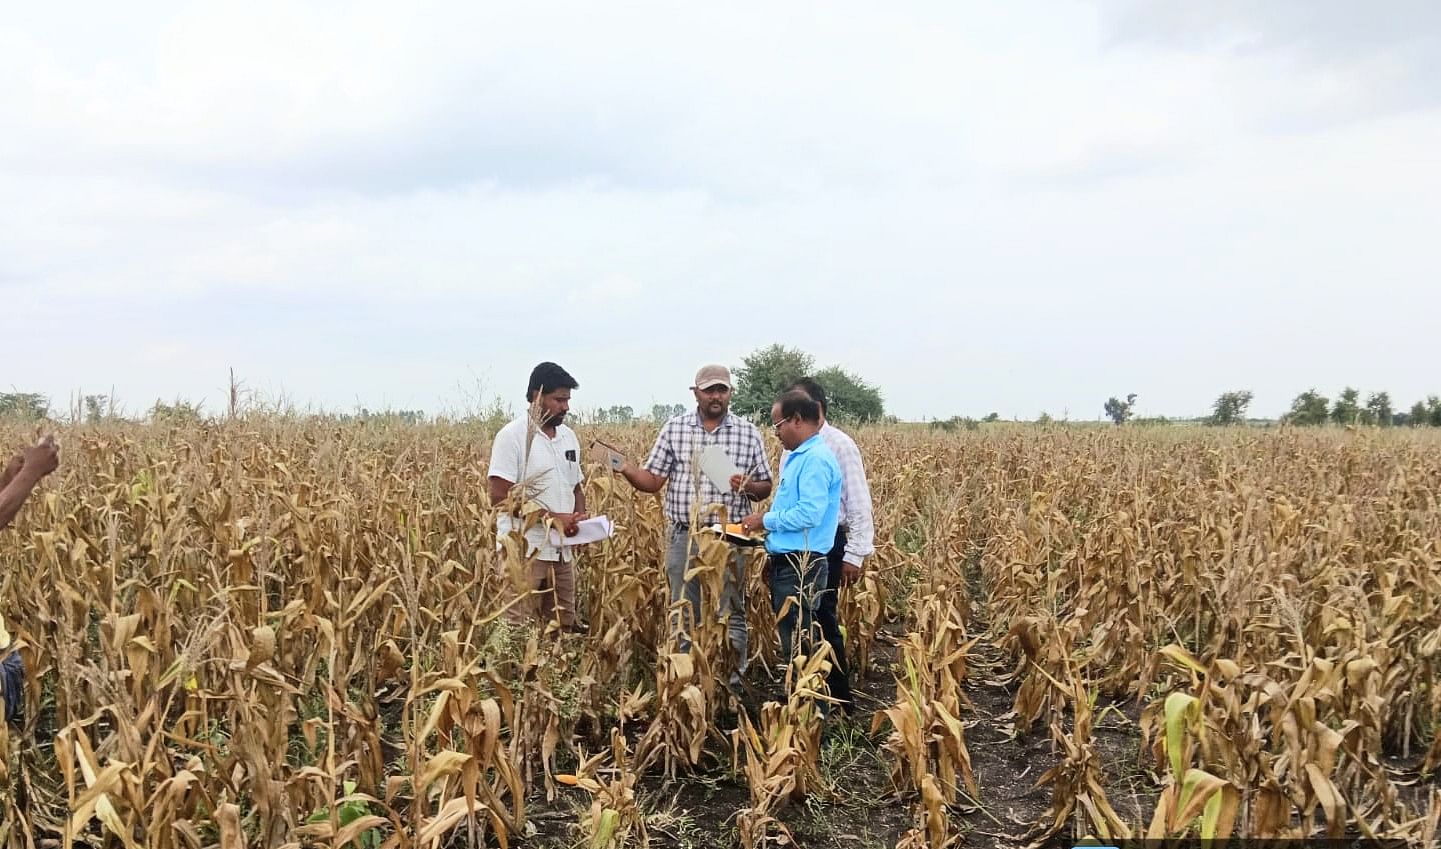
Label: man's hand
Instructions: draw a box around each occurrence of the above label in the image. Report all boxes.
[841,563,863,586]
[21,440,59,480]
[729,473,747,493]
[549,511,583,536]
[739,512,765,535]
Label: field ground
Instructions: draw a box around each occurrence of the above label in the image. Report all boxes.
[1,421,1439,848]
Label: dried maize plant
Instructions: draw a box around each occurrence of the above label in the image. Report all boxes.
[572,463,667,724]
[913,488,973,597]
[0,709,25,846]
[1001,613,1078,733]
[982,486,1075,632]
[1142,646,1281,837]
[391,627,525,848]
[4,418,1441,847]
[1064,503,1155,696]
[892,772,958,849]
[733,647,833,849]
[1141,636,1420,841]
[1140,687,1240,841]
[744,549,781,676]
[633,651,712,780]
[687,523,745,686]
[872,621,977,849]
[1365,551,1441,766]
[557,727,648,849]
[839,564,886,681]
[632,520,735,777]
[54,720,146,848]
[880,586,976,785]
[834,439,925,680]
[1026,666,1132,845]
[501,629,589,801]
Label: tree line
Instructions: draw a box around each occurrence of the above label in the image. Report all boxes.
[0,344,889,427]
[1098,388,1441,427]
[9,372,1441,429]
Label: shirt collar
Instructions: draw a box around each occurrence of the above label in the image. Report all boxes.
[790,432,822,454]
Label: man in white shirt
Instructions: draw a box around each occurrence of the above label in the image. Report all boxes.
[786,378,876,715]
[488,362,588,632]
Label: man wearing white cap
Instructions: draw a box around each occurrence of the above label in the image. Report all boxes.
[614,364,773,678]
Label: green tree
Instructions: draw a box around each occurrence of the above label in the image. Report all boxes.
[650,403,685,423]
[732,345,887,422]
[0,392,49,419]
[1330,387,1361,425]
[1103,393,1137,425]
[151,399,206,424]
[84,394,109,424]
[1363,391,1393,427]
[1408,400,1428,427]
[811,365,885,423]
[1285,389,1330,426]
[732,344,815,419]
[1429,396,1441,428]
[982,412,1000,423]
[1208,390,1253,426]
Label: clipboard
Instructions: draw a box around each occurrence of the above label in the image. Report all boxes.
[702,522,766,547]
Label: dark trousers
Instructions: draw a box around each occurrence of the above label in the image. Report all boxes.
[2,649,23,725]
[768,551,828,663]
[815,526,853,713]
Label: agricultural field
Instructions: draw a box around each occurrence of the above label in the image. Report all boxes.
[0,420,1438,848]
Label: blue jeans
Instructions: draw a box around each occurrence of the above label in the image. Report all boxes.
[665,523,749,671]
[767,551,828,661]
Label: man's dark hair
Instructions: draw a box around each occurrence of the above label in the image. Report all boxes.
[527,362,579,402]
[776,389,822,424]
[786,377,828,415]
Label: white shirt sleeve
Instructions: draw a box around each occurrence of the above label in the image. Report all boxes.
[836,436,876,566]
[487,422,525,483]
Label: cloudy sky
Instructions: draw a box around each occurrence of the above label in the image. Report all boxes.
[4,1,1438,421]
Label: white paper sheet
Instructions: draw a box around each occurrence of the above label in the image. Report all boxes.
[547,514,615,547]
[698,444,739,492]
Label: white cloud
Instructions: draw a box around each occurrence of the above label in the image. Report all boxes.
[3,1,1439,420]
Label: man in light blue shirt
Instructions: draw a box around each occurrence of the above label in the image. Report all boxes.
[740,390,842,664]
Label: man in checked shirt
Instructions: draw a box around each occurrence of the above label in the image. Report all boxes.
[613,364,773,681]
[785,377,875,715]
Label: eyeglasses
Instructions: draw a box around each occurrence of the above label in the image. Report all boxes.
[771,417,792,431]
